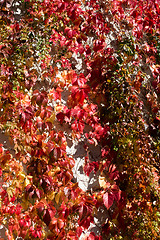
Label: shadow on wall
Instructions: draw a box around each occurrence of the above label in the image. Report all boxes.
[0,224,6,239]
[68,140,102,192]
[0,130,15,157]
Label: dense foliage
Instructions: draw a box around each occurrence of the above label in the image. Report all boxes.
[0,0,159,239]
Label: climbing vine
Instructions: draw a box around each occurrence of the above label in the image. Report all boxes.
[0,0,159,239]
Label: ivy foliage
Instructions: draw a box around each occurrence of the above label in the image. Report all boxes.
[0,0,159,239]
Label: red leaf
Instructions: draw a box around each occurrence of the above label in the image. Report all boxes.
[155,3,160,15]
[79,204,88,222]
[87,232,96,240]
[113,190,121,202]
[78,120,85,134]
[57,219,64,229]
[35,188,41,199]
[0,153,11,164]
[46,141,55,155]
[76,227,83,237]
[111,185,121,202]
[49,87,62,100]
[131,10,139,18]
[79,216,92,228]
[108,164,119,180]
[84,163,94,176]
[85,45,91,55]
[37,203,45,216]
[43,208,54,226]
[93,39,105,52]
[56,112,65,124]
[103,192,114,210]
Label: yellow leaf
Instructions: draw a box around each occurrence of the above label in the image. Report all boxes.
[7,188,13,200]
[19,172,26,180]
[139,184,145,189]
[48,191,56,201]
[55,105,63,112]
[54,167,61,174]
[112,218,119,226]
[99,176,110,189]
[21,195,30,210]
[46,112,56,124]
[24,176,32,187]
[55,191,62,205]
